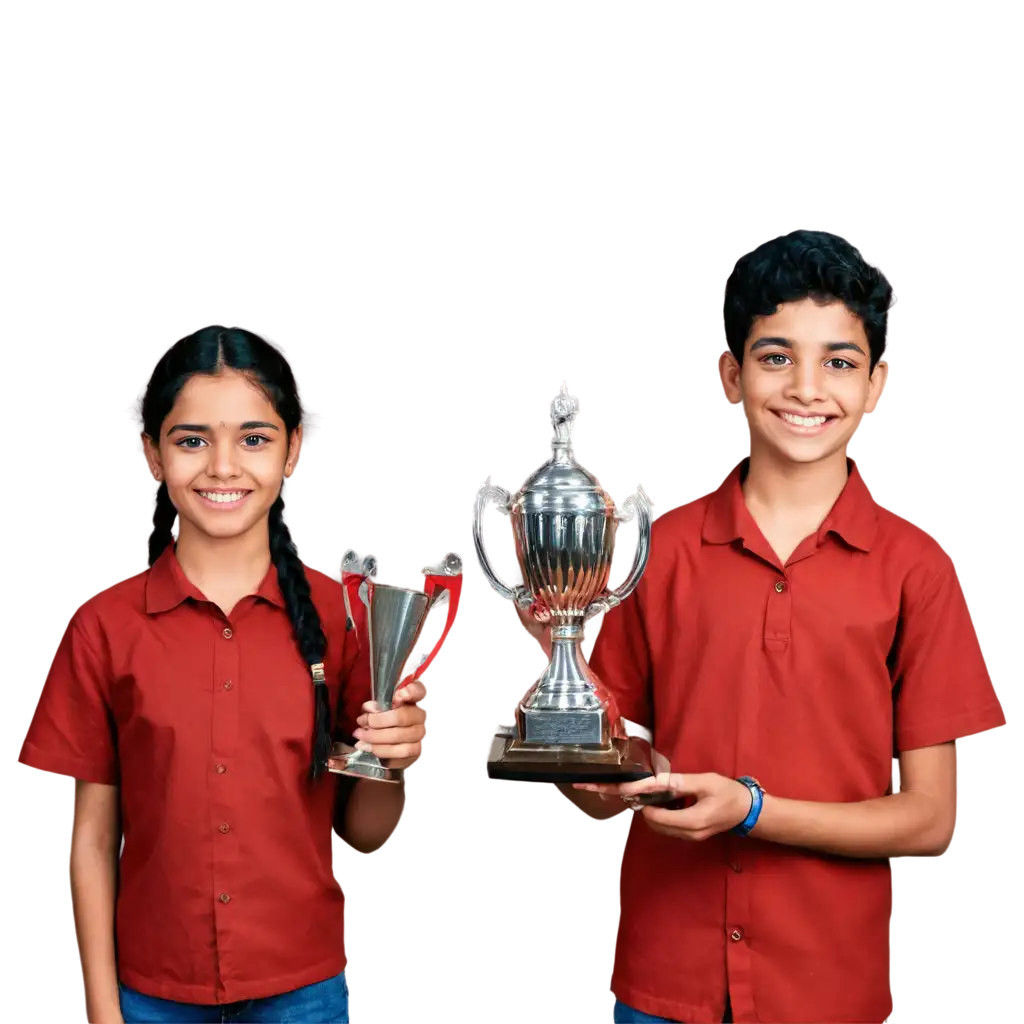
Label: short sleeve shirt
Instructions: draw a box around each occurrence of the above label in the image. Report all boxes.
[19,545,367,1004]
[590,461,1005,1024]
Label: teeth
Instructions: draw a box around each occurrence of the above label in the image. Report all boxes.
[199,491,247,503]
[780,412,828,427]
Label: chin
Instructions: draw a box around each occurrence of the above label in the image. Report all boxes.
[750,415,853,466]
[756,435,849,467]
[187,508,265,540]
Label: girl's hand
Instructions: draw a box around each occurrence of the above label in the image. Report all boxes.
[349,679,428,771]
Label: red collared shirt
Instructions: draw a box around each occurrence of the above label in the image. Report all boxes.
[591,461,1005,1024]
[19,546,367,1004]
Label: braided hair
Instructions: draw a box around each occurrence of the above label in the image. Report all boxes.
[141,326,331,779]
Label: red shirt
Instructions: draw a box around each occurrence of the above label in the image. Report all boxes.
[19,546,367,1004]
[591,461,1005,1024]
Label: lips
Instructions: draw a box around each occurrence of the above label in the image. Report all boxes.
[195,489,253,509]
[772,410,837,434]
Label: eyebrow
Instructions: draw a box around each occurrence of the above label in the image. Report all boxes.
[166,421,281,435]
[749,337,867,356]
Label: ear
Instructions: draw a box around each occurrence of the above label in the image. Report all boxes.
[283,424,303,478]
[865,360,888,414]
[719,351,744,405]
[142,431,163,481]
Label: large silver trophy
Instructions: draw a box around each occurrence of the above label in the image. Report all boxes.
[328,550,462,783]
[475,384,654,782]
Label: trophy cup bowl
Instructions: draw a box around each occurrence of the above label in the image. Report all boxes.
[328,551,462,783]
[475,383,654,783]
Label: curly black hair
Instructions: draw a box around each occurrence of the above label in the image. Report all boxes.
[723,230,894,370]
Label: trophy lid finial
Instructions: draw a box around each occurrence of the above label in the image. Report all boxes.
[550,382,579,454]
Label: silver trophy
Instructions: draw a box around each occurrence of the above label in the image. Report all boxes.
[475,384,654,782]
[328,550,463,783]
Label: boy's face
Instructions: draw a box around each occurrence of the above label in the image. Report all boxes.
[719,298,887,466]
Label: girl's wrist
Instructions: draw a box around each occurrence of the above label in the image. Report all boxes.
[91,1015,124,1024]
[86,1001,123,1024]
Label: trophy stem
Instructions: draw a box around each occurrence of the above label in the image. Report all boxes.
[532,621,601,706]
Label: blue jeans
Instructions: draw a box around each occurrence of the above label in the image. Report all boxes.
[613,997,733,1023]
[119,972,348,1023]
[614,1003,678,1023]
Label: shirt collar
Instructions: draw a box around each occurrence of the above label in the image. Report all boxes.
[701,458,878,553]
[145,544,287,614]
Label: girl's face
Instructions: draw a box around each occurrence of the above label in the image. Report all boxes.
[143,369,302,544]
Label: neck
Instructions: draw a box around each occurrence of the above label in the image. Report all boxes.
[174,518,272,598]
[742,441,850,517]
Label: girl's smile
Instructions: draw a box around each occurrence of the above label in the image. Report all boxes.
[195,488,254,510]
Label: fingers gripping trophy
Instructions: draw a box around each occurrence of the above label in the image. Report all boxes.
[474,384,655,782]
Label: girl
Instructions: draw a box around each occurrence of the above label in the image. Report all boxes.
[19,326,429,1024]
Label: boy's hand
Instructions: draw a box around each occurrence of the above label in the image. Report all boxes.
[514,600,552,655]
[576,772,752,841]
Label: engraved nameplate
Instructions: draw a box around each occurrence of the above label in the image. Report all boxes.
[522,709,602,745]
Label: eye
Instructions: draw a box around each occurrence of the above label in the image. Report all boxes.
[242,434,270,448]
[759,352,792,367]
[175,436,207,449]
[825,357,856,371]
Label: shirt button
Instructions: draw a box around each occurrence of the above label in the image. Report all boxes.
[219,892,231,904]
[222,627,233,639]
[223,680,233,690]
[215,763,227,774]
[730,862,742,873]
[774,580,786,593]
[219,822,230,834]
[730,928,743,942]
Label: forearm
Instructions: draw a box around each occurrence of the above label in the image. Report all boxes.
[337,778,406,853]
[752,789,953,859]
[70,837,122,1023]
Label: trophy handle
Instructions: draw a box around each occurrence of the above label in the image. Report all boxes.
[585,485,653,620]
[473,478,533,609]
[341,550,377,633]
[412,567,463,679]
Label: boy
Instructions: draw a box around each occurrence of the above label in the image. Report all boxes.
[518,230,1004,1023]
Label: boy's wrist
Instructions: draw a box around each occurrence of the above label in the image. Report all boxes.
[733,776,765,836]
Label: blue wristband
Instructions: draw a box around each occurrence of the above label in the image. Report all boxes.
[733,776,764,836]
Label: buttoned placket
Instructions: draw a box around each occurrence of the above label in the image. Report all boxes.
[726,538,821,1020]
[764,572,792,653]
[210,606,242,998]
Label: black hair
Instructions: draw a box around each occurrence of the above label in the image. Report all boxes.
[723,229,894,370]
[141,326,332,780]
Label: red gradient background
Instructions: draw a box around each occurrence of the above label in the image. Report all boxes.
[2,9,1024,1024]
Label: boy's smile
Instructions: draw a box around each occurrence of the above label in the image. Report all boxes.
[720,297,887,466]
[772,409,836,434]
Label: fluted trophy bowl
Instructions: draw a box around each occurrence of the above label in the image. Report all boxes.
[329,550,463,783]
[475,383,653,781]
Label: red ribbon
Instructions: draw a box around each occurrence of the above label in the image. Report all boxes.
[413,574,462,679]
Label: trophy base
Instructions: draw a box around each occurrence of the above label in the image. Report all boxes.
[487,730,655,784]
[327,744,403,784]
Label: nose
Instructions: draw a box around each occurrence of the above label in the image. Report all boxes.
[207,438,242,481]
[784,359,828,406]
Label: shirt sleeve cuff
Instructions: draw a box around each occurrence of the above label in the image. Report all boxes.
[18,741,118,786]
[896,701,1007,753]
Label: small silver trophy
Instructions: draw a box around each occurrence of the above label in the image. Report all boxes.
[328,550,462,783]
[475,383,654,782]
